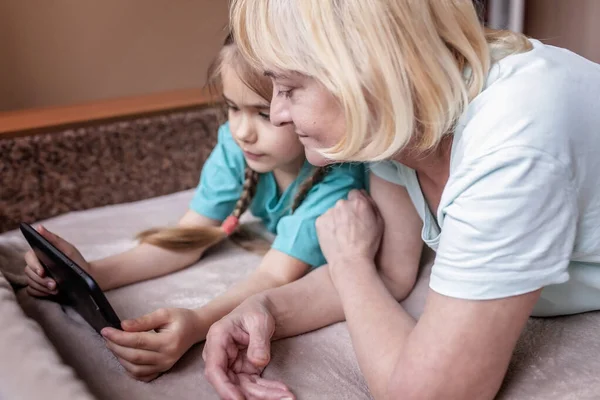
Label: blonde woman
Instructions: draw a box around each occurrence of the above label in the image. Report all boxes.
[202,1,600,399]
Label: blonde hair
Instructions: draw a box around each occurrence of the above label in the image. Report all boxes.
[138,36,328,253]
[231,0,532,161]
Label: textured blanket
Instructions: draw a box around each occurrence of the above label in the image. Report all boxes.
[0,190,599,400]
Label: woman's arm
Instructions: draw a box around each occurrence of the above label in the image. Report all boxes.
[265,174,424,338]
[334,259,539,399]
[90,210,219,290]
[320,188,542,400]
[371,174,424,300]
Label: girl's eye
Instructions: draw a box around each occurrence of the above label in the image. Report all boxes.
[227,104,239,112]
[259,112,270,120]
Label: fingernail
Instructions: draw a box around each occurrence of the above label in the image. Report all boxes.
[47,281,55,289]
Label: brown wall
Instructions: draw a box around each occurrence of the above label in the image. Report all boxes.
[525,0,600,64]
[0,1,228,111]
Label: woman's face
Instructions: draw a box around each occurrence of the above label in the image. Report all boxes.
[267,72,346,166]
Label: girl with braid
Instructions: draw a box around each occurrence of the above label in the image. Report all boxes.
[23,34,365,381]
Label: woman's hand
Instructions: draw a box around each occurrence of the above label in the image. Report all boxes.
[315,190,384,283]
[24,225,91,297]
[101,308,202,382]
[203,296,295,400]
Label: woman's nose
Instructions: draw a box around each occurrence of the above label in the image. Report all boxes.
[269,93,292,127]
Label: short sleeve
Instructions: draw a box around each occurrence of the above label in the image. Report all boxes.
[430,147,577,300]
[369,161,408,186]
[189,124,245,221]
[272,164,366,267]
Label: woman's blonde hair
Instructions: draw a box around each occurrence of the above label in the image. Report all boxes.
[137,35,328,254]
[230,0,532,161]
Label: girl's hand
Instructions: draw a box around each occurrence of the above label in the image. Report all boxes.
[101,308,202,382]
[24,225,91,297]
[315,190,384,282]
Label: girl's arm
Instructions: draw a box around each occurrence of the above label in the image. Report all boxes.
[25,211,220,295]
[191,248,310,339]
[90,210,220,290]
[100,248,309,381]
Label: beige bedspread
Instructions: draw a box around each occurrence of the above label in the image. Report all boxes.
[1,190,599,400]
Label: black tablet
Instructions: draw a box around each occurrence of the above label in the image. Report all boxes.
[20,223,121,334]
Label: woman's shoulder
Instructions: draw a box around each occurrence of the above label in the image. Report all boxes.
[456,39,600,165]
[367,161,412,188]
[476,39,600,119]
[485,39,600,92]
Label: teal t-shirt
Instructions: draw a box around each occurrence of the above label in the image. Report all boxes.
[190,123,366,267]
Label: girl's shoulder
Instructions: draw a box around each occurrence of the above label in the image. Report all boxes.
[305,163,367,198]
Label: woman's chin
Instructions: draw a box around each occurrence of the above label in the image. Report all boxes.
[305,149,333,167]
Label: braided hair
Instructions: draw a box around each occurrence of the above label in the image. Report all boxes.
[136,166,259,251]
[137,165,329,254]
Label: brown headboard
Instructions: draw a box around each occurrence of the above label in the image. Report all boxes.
[0,89,222,233]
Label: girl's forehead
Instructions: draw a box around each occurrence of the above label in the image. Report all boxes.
[222,73,270,108]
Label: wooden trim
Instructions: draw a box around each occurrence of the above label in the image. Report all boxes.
[0,88,218,138]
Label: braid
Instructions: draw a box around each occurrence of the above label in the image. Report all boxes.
[136,165,260,252]
[290,166,329,212]
[232,167,260,218]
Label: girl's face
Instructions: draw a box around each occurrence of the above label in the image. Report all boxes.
[222,64,306,174]
[268,72,346,166]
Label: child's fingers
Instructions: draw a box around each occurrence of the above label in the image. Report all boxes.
[117,357,162,379]
[24,250,45,277]
[122,308,172,332]
[25,276,56,296]
[104,340,161,365]
[135,373,160,383]
[101,329,162,352]
[38,226,76,256]
[26,285,56,298]
[24,265,56,292]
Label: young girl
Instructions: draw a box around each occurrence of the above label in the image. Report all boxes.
[23,34,366,381]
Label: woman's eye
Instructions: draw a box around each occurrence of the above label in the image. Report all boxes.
[277,88,294,99]
[259,112,270,120]
[227,104,239,112]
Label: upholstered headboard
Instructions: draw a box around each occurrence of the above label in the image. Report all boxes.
[0,89,221,233]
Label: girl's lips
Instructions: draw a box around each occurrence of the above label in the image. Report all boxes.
[243,150,265,161]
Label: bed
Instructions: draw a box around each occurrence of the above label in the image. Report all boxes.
[1,98,599,400]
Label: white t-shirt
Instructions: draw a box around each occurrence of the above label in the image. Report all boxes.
[370,39,600,317]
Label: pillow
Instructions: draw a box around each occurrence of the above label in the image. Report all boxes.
[0,268,95,400]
